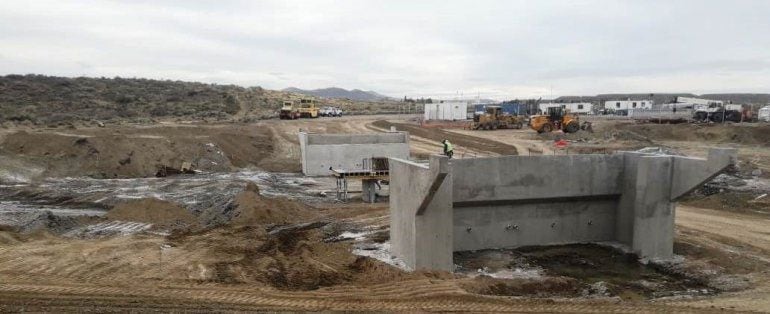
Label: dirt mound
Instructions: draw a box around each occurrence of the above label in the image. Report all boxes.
[681,192,770,216]
[0,125,276,178]
[229,183,313,226]
[0,231,21,245]
[533,122,770,147]
[107,198,198,229]
[617,123,770,145]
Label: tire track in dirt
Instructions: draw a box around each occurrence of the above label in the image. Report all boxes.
[669,205,770,312]
[0,281,724,312]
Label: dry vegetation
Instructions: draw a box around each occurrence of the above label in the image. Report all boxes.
[0,74,406,126]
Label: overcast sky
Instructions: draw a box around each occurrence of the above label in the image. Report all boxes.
[1,0,769,99]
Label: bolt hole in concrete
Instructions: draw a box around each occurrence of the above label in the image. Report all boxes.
[455,244,715,300]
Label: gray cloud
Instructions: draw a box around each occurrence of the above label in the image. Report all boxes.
[1,0,768,99]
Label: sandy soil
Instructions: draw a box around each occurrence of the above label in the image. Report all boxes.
[0,201,767,312]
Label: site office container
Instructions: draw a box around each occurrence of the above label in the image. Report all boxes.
[424,101,468,121]
[538,103,593,115]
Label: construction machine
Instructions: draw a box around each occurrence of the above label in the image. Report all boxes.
[529,107,581,133]
[279,100,301,119]
[692,103,743,123]
[297,99,320,118]
[473,106,525,130]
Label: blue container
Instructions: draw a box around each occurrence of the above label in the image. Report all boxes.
[474,103,523,115]
[500,103,522,115]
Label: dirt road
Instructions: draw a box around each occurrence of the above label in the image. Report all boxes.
[372,120,519,158]
[674,206,770,312]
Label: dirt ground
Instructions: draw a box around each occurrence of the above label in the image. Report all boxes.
[1,115,769,312]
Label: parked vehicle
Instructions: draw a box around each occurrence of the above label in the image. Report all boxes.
[759,106,770,122]
[529,107,581,133]
[297,99,319,118]
[473,106,525,130]
[692,103,743,122]
[279,101,300,119]
[320,106,343,117]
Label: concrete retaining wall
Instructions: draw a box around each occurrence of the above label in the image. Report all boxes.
[389,148,737,271]
[299,131,410,176]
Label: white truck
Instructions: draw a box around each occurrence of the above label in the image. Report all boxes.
[759,106,770,122]
[320,106,343,117]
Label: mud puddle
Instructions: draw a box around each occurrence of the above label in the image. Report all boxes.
[456,244,713,300]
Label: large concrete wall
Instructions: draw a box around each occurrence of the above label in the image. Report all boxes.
[454,200,617,251]
[451,155,624,251]
[389,148,737,271]
[451,155,623,203]
[299,131,410,176]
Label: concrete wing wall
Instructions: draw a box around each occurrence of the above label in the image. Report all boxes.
[389,156,453,271]
[617,149,736,260]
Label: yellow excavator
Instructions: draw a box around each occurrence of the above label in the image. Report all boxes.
[529,107,581,133]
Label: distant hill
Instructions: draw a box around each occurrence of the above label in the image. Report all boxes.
[283,87,392,101]
[0,74,402,125]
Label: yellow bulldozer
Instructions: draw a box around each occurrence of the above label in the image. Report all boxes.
[473,106,525,130]
[529,107,581,133]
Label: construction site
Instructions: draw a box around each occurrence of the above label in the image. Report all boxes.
[1,108,769,312]
[1,0,770,310]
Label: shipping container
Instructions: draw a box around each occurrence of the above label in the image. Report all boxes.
[424,101,468,121]
[604,100,654,111]
[539,102,593,114]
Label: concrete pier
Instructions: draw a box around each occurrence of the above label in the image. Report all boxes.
[361,179,378,203]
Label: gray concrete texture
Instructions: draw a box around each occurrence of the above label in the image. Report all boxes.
[389,156,453,271]
[299,131,410,176]
[389,148,736,271]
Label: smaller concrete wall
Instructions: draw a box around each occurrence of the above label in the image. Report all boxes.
[299,131,410,176]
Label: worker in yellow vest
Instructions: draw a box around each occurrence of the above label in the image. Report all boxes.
[442,139,454,159]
